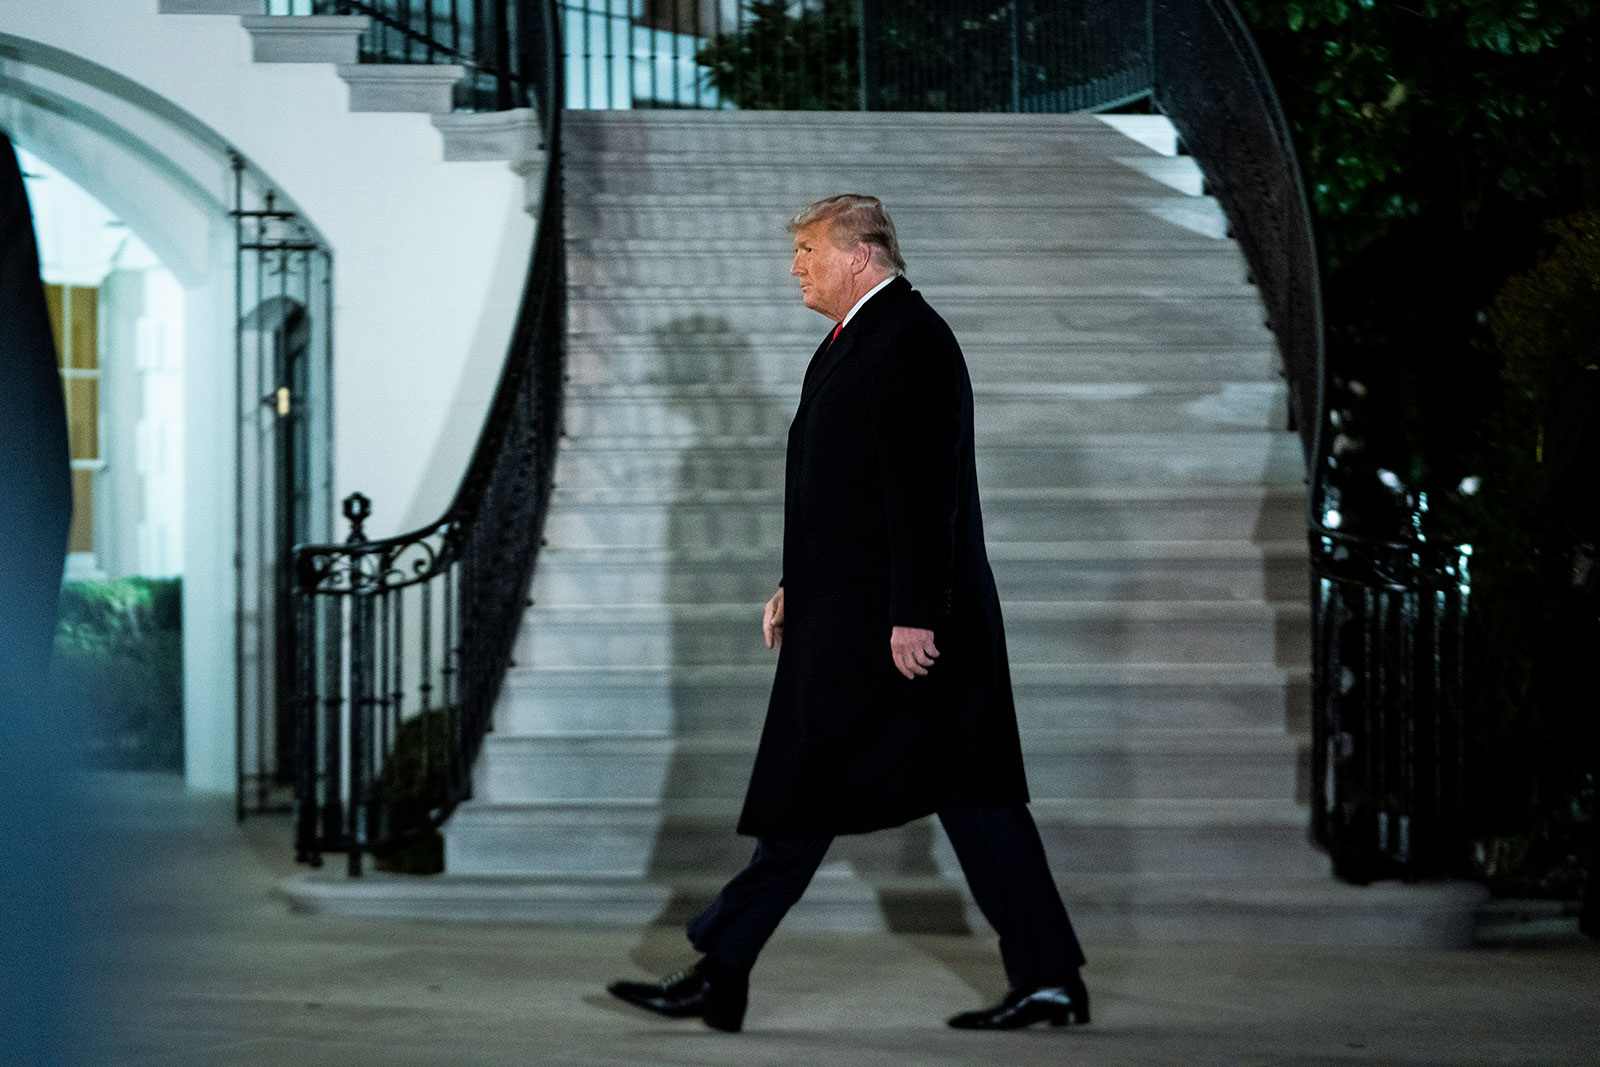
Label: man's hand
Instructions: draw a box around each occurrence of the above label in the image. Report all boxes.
[891,626,939,679]
[763,587,785,649]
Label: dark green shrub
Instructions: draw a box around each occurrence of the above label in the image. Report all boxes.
[370,707,457,875]
[1462,212,1600,897]
[697,0,860,110]
[52,577,184,771]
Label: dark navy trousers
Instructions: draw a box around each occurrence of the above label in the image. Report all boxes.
[687,804,1086,989]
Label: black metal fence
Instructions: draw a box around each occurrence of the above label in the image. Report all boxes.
[1151,0,1321,470]
[559,0,1152,111]
[1311,525,1472,881]
[289,0,564,873]
[863,0,1152,113]
[233,164,334,821]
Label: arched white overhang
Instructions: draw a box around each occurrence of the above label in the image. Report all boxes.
[0,33,326,280]
[0,33,329,795]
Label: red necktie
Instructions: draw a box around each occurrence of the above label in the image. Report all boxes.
[829,322,843,345]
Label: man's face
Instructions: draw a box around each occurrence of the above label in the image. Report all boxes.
[791,222,859,322]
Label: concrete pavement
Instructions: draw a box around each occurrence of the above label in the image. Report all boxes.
[72,774,1600,1067]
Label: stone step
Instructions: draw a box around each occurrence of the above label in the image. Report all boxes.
[336,63,464,114]
[541,485,1307,547]
[572,273,1257,299]
[240,15,369,64]
[569,153,1205,197]
[569,234,1232,258]
[567,247,1247,292]
[442,797,1323,880]
[510,600,1310,670]
[472,728,1302,805]
[160,0,260,12]
[494,662,1312,736]
[549,434,1306,493]
[564,336,1284,388]
[530,540,1309,607]
[566,148,1193,175]
[565,201,1228,243]
[561,110,1161,158]
[564,161,1194,200]
[562,113,1173,148]
[433,108,543,164]
[574,279,1257,304]
[566,292,1273,345]
[571,191,1221,214]
[561,382,1288,437]
[281,867,1486,948]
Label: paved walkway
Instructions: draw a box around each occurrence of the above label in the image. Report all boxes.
[74,775,1600,1067]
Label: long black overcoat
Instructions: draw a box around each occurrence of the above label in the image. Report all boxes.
[736,277,1030,838]
[0,133,71,689]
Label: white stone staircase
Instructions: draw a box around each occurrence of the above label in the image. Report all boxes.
[305,108,1477,946]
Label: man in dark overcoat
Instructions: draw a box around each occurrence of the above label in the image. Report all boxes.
[608,195,1087,1032]
[0,131,79,1066]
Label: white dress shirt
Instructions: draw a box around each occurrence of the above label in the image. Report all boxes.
[839,274,899,330]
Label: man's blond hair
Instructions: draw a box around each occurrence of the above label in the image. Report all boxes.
[787,194,907,276]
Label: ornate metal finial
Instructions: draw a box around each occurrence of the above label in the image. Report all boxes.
[344,492,372,543]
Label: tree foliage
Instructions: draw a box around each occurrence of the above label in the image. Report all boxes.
[53,578,184,771]
[1227,0,1597,536]
[696,0,859,110]
[1239,0,1598,269]
[1237,1,1600,895]
[1463,213,1600,895]
[1488,211,1600,408]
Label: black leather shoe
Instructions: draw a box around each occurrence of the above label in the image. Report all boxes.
[606,959,748,1032]
[946,974,1090,1030]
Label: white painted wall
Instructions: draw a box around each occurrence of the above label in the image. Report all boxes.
[1,0,537,792]
[99,262,185,580]
[183,233,238,792]
[2,3,533,534]
[133,267,187,577]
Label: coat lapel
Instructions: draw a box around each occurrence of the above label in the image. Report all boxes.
[794,276,910,420]
[796,331,835,407]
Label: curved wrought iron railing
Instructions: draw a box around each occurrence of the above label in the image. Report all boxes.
[1310,521,1472,882]
[1152,0,1470,882]
[290,0,563,874]
[1150,0,1322,470]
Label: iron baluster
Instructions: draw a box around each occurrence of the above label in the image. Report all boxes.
[375,579,391,829]
[294,541,319,863]
[320,593,345,853]
[1008,0,1021,113]
[233,156,248,824]
[857,0,869,109]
